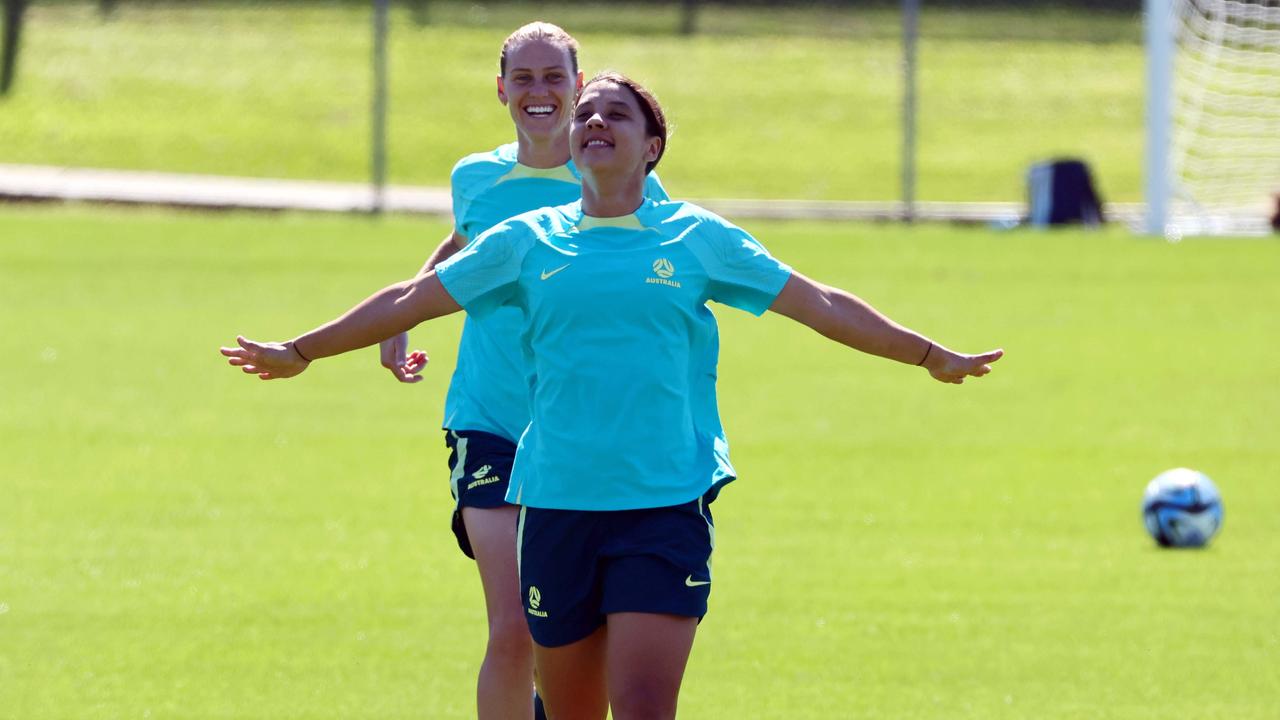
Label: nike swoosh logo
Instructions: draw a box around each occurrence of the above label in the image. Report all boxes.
[685,575,711,587]
[540,264,570,280]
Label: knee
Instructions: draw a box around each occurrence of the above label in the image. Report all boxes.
[486,615,533,663]
[609,681,678,720]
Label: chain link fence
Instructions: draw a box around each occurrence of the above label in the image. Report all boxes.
[0,1,1146,215]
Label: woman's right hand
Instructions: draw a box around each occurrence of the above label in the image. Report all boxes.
[923,347,1004,384]
[380,332,428,384]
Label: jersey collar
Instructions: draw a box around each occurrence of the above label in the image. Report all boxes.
[575,198,657,231]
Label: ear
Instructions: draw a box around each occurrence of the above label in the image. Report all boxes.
[645,136,663,165]
[575,71,584,92]
[496,76,509,106]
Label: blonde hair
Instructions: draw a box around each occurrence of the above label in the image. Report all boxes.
[499,22,580,77]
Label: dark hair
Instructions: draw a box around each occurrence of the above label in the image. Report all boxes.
[580,71,667,174]
[499,22,580,77]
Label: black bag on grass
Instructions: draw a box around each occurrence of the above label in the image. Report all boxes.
[1026,159,1105,227]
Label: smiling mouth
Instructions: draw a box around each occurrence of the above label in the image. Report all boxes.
[584,138,613,149]
[524,105,556,117]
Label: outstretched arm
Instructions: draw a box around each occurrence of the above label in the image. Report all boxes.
[379,228,469,383]
[768,272,1002,384]
[223,271,463,380]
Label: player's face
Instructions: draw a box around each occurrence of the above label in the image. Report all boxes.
[497,40,581,142]
[571,82,661,177]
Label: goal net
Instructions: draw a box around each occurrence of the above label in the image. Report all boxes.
[1145,0,1280,236]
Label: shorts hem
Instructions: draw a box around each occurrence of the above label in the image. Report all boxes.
[599,601,707,621]
[528,617,605,648]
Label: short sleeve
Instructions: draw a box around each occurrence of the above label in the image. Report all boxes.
[643,171,670,202]
[449,160,472,236]
[700,221,793,316]
[435,220,529,318]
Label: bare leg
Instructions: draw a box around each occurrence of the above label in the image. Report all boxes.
[533,626,609,720]
[606,613,698,720]
[464,505,535,720]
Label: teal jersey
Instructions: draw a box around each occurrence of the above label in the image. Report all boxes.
[444,142,668,442]
[435,199,793,511]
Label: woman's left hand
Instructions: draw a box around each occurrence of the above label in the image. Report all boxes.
[220,335,310,380]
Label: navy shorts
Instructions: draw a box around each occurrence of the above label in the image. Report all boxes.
[517,493,716,648]
[445,429,517,559]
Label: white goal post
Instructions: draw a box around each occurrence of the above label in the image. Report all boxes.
[1145,0,1280,236]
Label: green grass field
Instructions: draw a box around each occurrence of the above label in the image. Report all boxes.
[0,1,1145,202]
[2,205,1277,718]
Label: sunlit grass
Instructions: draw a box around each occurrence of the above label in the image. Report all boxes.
[1,205,1277,718]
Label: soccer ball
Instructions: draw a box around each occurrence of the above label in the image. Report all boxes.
[1141,468,1224,548]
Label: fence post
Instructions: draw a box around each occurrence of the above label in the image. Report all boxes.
[410,0,428,26]
[2,0,26,96]
[680,0,698,36]
[371,0,389,214]
[901,0,920,223]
